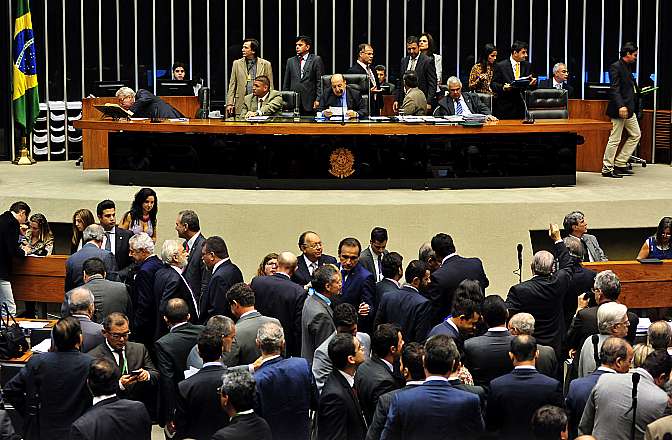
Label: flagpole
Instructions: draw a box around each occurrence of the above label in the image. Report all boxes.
[8,0,15,163]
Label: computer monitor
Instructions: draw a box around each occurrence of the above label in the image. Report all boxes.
[93,80,130,97]
[157,80,194,96]
[584,83,611,100]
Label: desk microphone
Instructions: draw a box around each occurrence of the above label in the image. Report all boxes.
[516,244,523,283]
[520,90,535,124]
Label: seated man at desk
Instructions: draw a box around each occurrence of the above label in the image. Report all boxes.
[238,75,283,119]
[116,87,185,119]
[434,76,497,121]
[318,74,368,119]
[400,71,427,115]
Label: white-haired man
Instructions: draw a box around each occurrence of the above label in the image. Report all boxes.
[538,62,574,97]
[130,233,164,346]
[65,224,118,292]
[508,312,558,378]
[435,76,497,121]
[115,86,184,119]
[576,302,630,377]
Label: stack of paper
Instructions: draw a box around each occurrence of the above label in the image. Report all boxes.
[463,113,487,123]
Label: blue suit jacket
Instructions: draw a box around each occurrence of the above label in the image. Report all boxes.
[375,286,433,343]
[65,243,118,292]
[254,356,317,440]
[381,379,484,440]
[566,369,611,438]
[339,263,376,332]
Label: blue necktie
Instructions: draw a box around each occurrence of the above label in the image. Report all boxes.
[341,93,347,109]
[455,99,463,115]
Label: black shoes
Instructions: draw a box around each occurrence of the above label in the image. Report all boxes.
[614,166,635,175]
[601,170,623,178]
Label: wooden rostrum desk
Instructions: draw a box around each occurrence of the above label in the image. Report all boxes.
[74,118,611,190]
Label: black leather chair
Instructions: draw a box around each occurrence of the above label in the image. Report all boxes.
[320,74,369,114]
[279,90,299,117]
[525,88,568,119]
[475,92,493,113]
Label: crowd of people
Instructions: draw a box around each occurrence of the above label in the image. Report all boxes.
[2,193,672,439]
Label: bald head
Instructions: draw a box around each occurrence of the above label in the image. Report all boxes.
[69,287,95,317]
[331,74,347,96]
[277,251,298,275]
[531,251,554,276]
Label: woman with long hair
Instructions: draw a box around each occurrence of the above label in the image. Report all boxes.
[70,208,95,254]
[21,213,54,256]
[637,216,672,260]
[256,252,279,278]
[469,43,498,94]
[120,188,158,241]
[419,32,442,92]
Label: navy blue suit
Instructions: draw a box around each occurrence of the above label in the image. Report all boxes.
[199,259,244,323]
[254,356,317,440]
[374,286,433,343]
[566,369,612,438]
[381,379,484,440]
[487,368,563,439]
[339,263,376,333]
[291,254,337,287]
[132,255,164,345]
[427,320,460,340]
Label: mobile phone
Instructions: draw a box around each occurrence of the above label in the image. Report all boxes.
[128,369,142,376]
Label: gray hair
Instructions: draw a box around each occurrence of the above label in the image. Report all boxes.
[219,370,256,411]
[419,242,436,262]
[562,210,584,234]
[552,62,567,75]
[205,315,235,337]
[161,239,186,264]
[447,76,462,87]
[129,232,155,253]
[256,322,284,353]
[69,287,95,313]
[532,251,554,276]
[115,87,135,99]
[648,321,672,350]
[563,236,585,259]
[83,224,105,244]
[593,270,621,300]
[600,336,629,366]
[509,313,535,335]
[597,302,628,334]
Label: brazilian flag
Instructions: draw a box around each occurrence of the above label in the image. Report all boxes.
[13,0,39,133]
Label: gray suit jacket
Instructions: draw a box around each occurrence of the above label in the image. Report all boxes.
[312,331,371,392]
[537,343,559,379]
[238,89,283,117]
[74,315,105,353]
[222,311,280,367]
[301,293,335,364]
[583,233,608,262]
[283,53,325,113]
[62,276,131,324]
[580,368,668,440]
[359,247,389,282]
[227,57,274,115]
[401,87,428,116]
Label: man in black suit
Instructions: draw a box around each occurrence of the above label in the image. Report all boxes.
[538,62,574,97]
[359,227,389,282]
[96,199,133,278]
[375,252,403,309]
[283,35,325,114]
[355,323,405,424]
[65,224,118,292]
[129,232,164,346]
[213,370,272,440]
[347,43,384,116]
[427,286,482,346]
[463,295,514,387]
[491,40,538,119]
[375,260,433,343]
[70,358,152,440]
[487,335,563,440]
[318,332,367,440]
[375,64,396,95]
[507,313,559,379]
[394,35,437,111]
[200,236,244,323]
[0,201,29,316]
[67,287,105,352]
[174,329,229,440]
[427,232,489,324]
[338,237,376,334]
[176,209,210,300]
[250,251,307,356]
[318,74,368,118]
[88,313,158,411]
[292,230,338,287]
[117,86,184,118]
[434,76,498,119]
[155,298,205,426]
[5,317,93,439]
[419,241,441,273]
[602,42,641,178]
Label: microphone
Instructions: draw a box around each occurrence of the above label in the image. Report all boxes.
[520,89,535,124]
[516,244,523,283]
[631,372,640,440]
[632,372,640,398]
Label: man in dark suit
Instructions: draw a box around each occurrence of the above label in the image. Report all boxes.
[359,227,389,282]
[88,313,158,411]
[318,73,368,118]
[292,230,338,287]
[65,224,118,292]
[117,86,185,118]
[355,323,405,424]
[283,35,325,114]
[338,237,376,334]
[185,315,236,369]
[318,332,367,440]
[381,335,484,439]
[155,298,205,426]
[463,295,514,387]
[427,232,489,325]
[5,317,93,440]
[561,236,598,332]
[434,76,497,119]
[427,287,482,348]
[96,199,133,278]
[394,36,437,110]
[0,201,29,316]
[538,62,574,97]
[375,260,433,343]
[602,42,641,178]
[491,40,538,119]
[250,251,307,356]
[176,209,210,300]
[213,370,272,440]
[200,236,244,323]
[129,232,164,346]
[375,64,396,95]
[565,337,632,439]
[507,313,558,379]
[70,358,152,440]
[347,43,384,116]
[174,329,230,440]
[375,252,403,308]
[254,322,318,439]
[67,287,105,352]
[487,335,563,440]
[301,264,339,364]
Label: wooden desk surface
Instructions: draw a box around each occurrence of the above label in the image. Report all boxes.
[10,255,67,304]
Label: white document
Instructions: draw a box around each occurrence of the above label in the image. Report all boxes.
[246,116,270,122]
[184,366,200,379]
[328,106,349,117]
[32,338,52,353]
[18,321,49,329]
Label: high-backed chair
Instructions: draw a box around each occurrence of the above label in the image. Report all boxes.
[320,74,369,115]
[525,88,568,119]
[278,91,299,117]
[475,92,493,114]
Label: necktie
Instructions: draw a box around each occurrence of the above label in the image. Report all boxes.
[104,232,112,251]
[184,241,190,253]
[299,56,305,78]
[514,62,520,80]
[377,255,382,280]
[556,83,563,90]
[257,98,264,112]
[366,66,376,87]
[115,348,127,374]
[341,270,349,283]
[408,58,416,71]
[455,99,463,115]
[309,262,318,275]
[341,93,347,109]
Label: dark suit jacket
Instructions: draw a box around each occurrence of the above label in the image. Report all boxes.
[374,278,400,310]
[318,371,368,440]
[75,314,105,353]
[254,356,318,440]
[427,254,489,325]
[538,78,574,98]
[317,86,368,118]
[200,259,244,323]
[0,210,24,280]
[566,369,612,438]
[354,357,403,424]
[283,53,326,113]
[347,62,384,116]
[463,329,514,387]
[212,412,272,440]
[250,273,307,356]
[381,379,484,440]
[366,383,422,440]
[566,302,639,350]
[340,263,376,333]
[65,243,118,292]
[70,397,151,440]
[491,58,534,119]
[132,255,164,345]
[487,368,563,440]
[292,254,337,287]
[183,233,210,300]
[396,53,438,106]
[427,319,461,340]
[563,261,597,331]
[155,322,205,425]
[4,350,93,440]
[110,226,134,275]
[130,89,185,118]
[606,59,640,119]
[359,247,388,283]
[435,92,492,116]
[374,285,433,343]
[175,364,229,440]
[154,264,200,340]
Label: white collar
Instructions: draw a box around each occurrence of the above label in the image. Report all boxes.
[171,265,184,275]
[257,91,270,102]
[259,354,282,366]
[202,361,224,368]
[231,409,254,421]
[441,253,457,265]
[187,231,201,251]
[425,375,449,382]
[93,394,116,406]
[339,369,355,387]
[369,245,383,257]
[380,358,394,372]
[446,318,459,333]
[488,327,508,332]
[597,366,617,374]
[384,278,401,288]
[105,339,124,353]
[239,310,257,320]
[303,254,318,268]
[213,258,230,273]
[553,78,563,87]
[510,56,519,66]
[406,380,425,386]
[514,365,537,370]
[299,53,309,61]
[170,321,189,332]
[404,284,419,293]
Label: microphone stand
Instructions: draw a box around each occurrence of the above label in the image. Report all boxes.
[630,372,640,440]
[520,89,535,124]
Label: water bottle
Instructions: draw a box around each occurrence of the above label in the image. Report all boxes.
[293,104,300,122]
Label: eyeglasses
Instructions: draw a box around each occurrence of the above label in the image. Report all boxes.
[108,331,131,339]
[304,242,323,249]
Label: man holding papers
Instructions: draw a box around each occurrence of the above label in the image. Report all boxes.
[435,76,497,121]
[239,75,283,119]
[317,74,368,119]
